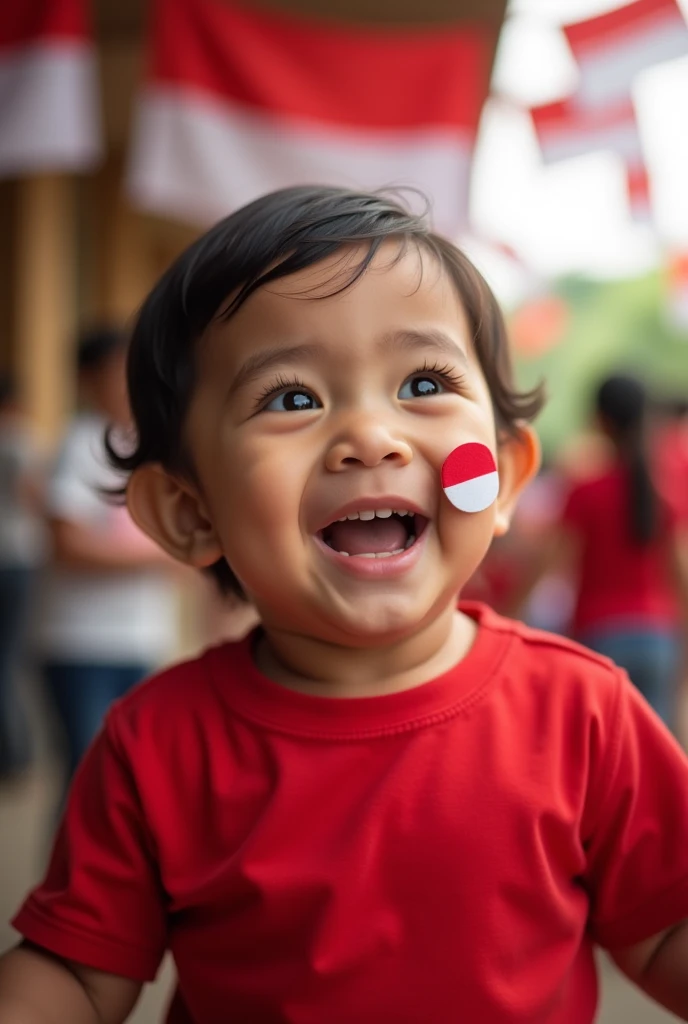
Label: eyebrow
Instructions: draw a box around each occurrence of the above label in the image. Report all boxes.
[228,328,469,397]
[227,343,321,397]
[379,328,469,368]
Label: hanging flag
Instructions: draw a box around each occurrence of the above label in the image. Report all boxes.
[565,0,688,110]
[0,0,102,177]
[127,0,493,235]
[530,93,653,223]
[530,96,642,165]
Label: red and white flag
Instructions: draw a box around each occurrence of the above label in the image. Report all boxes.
[441,443,499,514]
[0,0,102,176]
[565,0,688,110]
[530,95,651,222]
[127,0,493,235]
[530,96,643,165]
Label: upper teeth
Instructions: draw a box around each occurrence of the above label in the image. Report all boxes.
[338,509,412,521]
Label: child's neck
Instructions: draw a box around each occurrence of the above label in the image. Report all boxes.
[254,606,477,699]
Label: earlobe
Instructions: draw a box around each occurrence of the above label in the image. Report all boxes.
[126,464,224,568]
[493,425,541,537]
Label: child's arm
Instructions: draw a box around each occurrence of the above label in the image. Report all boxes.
[0,943,141,1024]
[611,920,688,1019]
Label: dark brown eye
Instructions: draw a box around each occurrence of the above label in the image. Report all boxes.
[399,376,443,399]
[266,389,320,412]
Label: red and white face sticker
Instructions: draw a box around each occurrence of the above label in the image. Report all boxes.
[441,443,499,513]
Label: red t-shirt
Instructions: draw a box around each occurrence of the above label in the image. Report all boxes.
[654,422,688,523]
[562,467,679,635]
[13,603,688,1023]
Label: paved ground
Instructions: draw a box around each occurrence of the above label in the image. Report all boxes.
[0,675,680,1023]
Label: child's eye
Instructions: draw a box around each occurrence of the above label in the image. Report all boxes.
[398,375,446,399]
[264,388,321,412]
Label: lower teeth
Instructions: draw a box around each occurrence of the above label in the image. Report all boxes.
[339,538,415,559]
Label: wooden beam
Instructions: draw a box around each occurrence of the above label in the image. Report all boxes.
[14,177,76,446]
[94,0,508,33]
[0,182,16,374]
[248,0,508,24]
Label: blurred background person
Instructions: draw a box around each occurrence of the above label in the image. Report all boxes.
[653,394,688,525]
[514,373,688,728]
[0,375,46,782]
[34,327,178,796]
[464,460,576,635]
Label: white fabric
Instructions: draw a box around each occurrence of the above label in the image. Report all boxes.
[575,21,688,110]
[35,414,177,664]
[127,88,474,237]
[0,421,46,567]
[538,117,642,165]
[0,41,101,175]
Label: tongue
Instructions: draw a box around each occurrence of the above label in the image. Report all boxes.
[327,517,408,555]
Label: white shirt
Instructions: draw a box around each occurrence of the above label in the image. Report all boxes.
[35,413,177,664]
[0,418,46,567]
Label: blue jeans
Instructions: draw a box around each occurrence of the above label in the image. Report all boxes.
[43,661,149,782]
[579,626,680,727]
[0,567,35,777]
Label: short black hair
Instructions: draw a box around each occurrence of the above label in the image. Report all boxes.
[77,325,126,373]
[108,185,544,597]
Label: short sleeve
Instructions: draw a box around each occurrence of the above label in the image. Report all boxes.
[12,713,168,981]
[584,672,688,949]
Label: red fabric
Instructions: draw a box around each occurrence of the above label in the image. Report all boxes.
[562,467,679,634]
[13,603,688,1023]
[0,0,88,50]
[149,0,490,131]
[654,422,688,523]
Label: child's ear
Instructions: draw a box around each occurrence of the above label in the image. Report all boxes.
[493,425,540,537]
[126,465,224,568]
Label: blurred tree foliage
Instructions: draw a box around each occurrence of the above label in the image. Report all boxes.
[512,272,688,458]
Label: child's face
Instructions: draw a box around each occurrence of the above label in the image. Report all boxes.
[177,244,532,644]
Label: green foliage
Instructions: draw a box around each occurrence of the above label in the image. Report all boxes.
[513,272,688,457]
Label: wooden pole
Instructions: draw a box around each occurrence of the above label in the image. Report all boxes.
[14,175,76,448]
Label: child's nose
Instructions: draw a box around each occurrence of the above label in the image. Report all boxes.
[325,416,413,471]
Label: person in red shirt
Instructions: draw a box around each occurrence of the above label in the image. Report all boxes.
[3,187,688,1022]
[552,375,685,727]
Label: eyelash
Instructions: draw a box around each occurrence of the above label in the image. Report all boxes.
[413,360,466,391]
[255,374,309,409]
[254,361,466,410]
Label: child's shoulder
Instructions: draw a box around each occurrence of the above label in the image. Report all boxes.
[105,633,252,746]
[468,602,623,707]
[472,600,614,662]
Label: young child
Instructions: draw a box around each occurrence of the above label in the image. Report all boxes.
[2,186,688,1023]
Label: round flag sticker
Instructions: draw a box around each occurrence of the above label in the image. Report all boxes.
[441,443,499,513]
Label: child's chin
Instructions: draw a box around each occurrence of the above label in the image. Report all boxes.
[330,598,429,645]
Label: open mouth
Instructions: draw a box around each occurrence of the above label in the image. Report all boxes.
[319,508,429,559]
